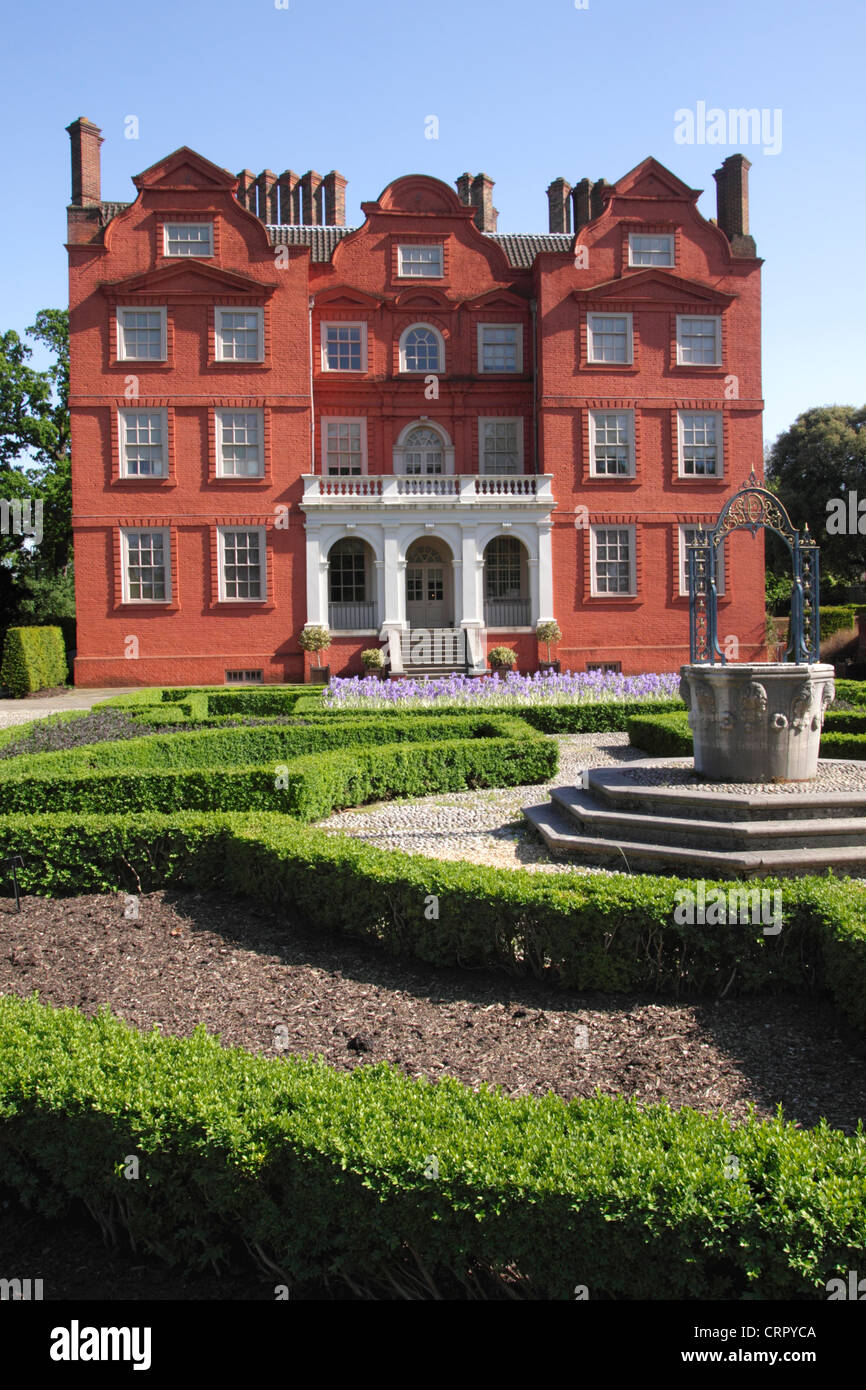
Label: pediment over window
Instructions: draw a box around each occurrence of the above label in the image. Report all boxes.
[374,175,463,214]
[315,286,383,309]
[99,261,274,299]
[133,147,238,193]
[464,289,528,312]
[613,157,700,203]
[574,270,733,309]
[393,288,453,310]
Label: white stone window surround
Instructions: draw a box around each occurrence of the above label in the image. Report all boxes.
[392,420,454,475]
[477,323,524,373]
[120,526,171,603]
[590,524,636,596]
[587,312,634,365]
[116,306,167,361]
[588,409,635,478]
[214,307,264,362]
[118,408,168,477]
[217,525,267,601]
[163,223,213,257]
[398,323,445,374]
[678,410,723,478]
[321,321,368,372]
[676,315,722,366]
[323,417,368,476]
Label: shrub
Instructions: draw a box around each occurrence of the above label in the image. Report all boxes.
[0,625,67,697]
[536,621,562,662]
[487,647,517,668]
[627,712,692,757]
[361,648,384,671]
[0,994,862,1300]
[820,606,859,640]
[298,626,331,668]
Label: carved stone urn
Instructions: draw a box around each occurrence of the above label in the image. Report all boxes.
[679,663,835,782]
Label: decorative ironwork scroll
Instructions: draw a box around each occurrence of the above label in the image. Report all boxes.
[687,471,820,665]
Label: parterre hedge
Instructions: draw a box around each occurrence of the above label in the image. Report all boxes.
[1,993,862,1300]
[627,708,866,762]
[0,625,67,697]
[3,689,866,1299]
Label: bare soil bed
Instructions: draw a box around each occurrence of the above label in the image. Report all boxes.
[1,888,864,1133]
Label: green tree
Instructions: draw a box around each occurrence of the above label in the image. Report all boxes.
[765,405,866,584]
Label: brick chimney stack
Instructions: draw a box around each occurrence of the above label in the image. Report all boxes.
[323,171,347,226]
[278,171,300,223]
[572,178,594,231]
[455,173,498,231]
[456,172,472,207]
[589,178,610,220]
[470,173,498,232]
[714,154,757,255]
[67,117,103,205]
[236,170,256,212]
[547,177,573,234]
[300,171,323,225]
[257,169,279,223]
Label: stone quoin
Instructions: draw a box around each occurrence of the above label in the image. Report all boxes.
[65,119,766,685]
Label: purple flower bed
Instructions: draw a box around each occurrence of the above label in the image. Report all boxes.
[323,669,682,709]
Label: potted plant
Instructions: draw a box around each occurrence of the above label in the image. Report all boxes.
[361,647,387,680]
[536,620,562,674]
[299,624,332,684]
[488,645,518,677]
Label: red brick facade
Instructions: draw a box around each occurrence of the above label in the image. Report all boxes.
[66,121,765,686]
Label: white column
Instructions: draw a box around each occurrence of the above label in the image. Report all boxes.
[460,527,486,674]
[537,522,555,624]
[381,526,405,672]
[304,527,327,626]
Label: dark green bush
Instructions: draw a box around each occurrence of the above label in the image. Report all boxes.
[0,994,862,1299]
[627,712,692,757]
[834,680,866,708]
[0,625,67,697]
[820,606,859,640]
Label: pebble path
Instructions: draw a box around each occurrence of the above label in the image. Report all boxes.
[316,732,645,875]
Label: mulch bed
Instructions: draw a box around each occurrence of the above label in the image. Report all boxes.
[2,886,865,1300]
[2,888,864,1132]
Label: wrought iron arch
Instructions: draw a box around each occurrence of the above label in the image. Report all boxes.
[688,472,820,664]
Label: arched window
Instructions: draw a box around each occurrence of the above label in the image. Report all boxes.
[399,324,444,373]
[484,536,530,627]
[328,538,377,630]
[403,426,444,475]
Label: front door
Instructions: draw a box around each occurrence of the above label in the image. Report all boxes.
[406,541,449,628]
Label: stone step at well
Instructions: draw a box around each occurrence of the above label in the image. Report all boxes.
[550,785,866,852]
[585,760,866,823]
[522,802,866,880]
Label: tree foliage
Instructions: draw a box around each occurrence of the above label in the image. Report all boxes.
[765,405,866,583]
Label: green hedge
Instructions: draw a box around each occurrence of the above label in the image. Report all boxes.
[0,727,555,821]
[0,625,67,698]
[820,606,860,640]
[627,710,866,762]
[314,697,686,733]
[0,994,861,1300]
[3,811,866,1026]
[834,680,866,708]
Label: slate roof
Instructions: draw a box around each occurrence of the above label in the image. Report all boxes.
[97,206,574,268]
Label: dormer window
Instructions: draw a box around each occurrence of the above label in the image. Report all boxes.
[628,233,674,267]
[398,244,443,278]
[164,223,213,257]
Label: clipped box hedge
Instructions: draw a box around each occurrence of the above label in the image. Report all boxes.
[0,625,67,698]
[627,709,866,762]
[1,994,862,1300]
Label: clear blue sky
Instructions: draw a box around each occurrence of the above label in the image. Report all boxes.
[1,0,863,445]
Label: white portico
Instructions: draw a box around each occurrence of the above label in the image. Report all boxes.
[300,473,556,674]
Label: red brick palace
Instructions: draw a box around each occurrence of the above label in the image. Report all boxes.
[65,117,765,685]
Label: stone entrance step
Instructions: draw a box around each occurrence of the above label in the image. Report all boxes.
[523,757,866,879]
[549,785,866,852]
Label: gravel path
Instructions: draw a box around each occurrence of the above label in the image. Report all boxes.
[316,733,643,873]
[0,708,67,729]
[623,760,866,795]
